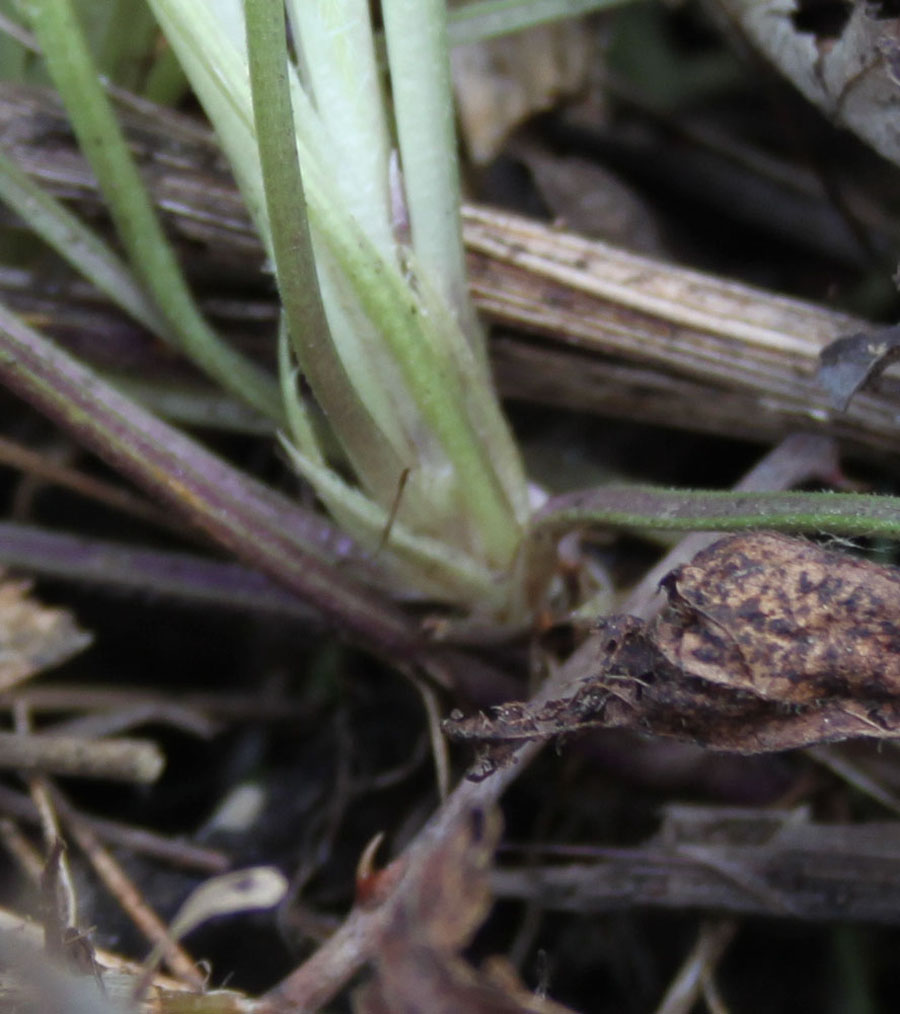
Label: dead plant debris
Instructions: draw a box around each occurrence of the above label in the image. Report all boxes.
[353,806,577,1014]
[0,570,90,692]
[446,533,900,756]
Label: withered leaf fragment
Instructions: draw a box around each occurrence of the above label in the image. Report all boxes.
[817,326,900,410]
[707,1,900,171]
[0,572,91,691]
[654,532,900,704]
[444,534,900,755]
[353,806,578,1014]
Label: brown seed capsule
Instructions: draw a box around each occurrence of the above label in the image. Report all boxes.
[651,532,900,705]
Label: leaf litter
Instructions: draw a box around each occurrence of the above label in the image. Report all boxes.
[11,3,900,1012]
[446,533,900,754]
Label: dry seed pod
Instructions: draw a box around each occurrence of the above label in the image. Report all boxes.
[652,532,900,705]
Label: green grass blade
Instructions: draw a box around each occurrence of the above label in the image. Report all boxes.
[285,0,393,254]
[535,486,900,539]
[0,146,169,338]
[448,0,636,46]
[243,0,408,496]
[27,0,282,422]
[381,0,480,350]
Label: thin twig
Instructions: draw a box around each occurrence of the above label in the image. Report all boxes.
[53,786,204,989]
[409,671,450,802]
[0,433,179,533]
[805,745,900,818]
[0,731,164,783]
[45,702,218,741]
[653,920,738,1014]
[4,683,310,722]
[0,817,43,881]
[0,782,228,872]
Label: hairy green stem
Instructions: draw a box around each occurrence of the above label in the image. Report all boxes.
[535,487,900,537]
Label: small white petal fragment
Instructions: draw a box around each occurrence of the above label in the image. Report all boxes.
[169,867,289,942]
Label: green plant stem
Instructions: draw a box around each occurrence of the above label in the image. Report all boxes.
[381,0,480,350]
[0,147,169,338]
[534,487,900,537]
[27,0,282,422]
[243,0,407,491]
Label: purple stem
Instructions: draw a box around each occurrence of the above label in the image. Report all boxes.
[0,302,421,657]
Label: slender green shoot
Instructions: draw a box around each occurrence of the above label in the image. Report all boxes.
[447,0,636,46]
[381,0,479,348]
[243,0,411,505]
[0,147,169,339]
[535,486,900,539]
[27,0,282,422]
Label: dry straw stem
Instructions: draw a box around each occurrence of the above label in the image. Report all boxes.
[463,205,898,458]
[259,435,843,1011]
[0,780,229,870]
[0,730,163,782]
[2,83,896,458]
[58,797,205,989]
[653,920,737,1014]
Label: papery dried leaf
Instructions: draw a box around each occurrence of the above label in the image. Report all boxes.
[445,534,900,755]
[354,807,579,1014]
[395,806,502,952]
[652,532,900,704]
[451,21,595,164]
[0,574,91,691]
[708,0,900,168]
[508,140,664,254]
[817,326,900,410]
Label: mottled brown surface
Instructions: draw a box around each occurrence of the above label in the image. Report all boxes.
[445,534,900,755]
[653,532,900,704]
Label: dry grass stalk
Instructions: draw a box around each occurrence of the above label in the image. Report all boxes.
[3,82,897,458]
[464,205,900,458]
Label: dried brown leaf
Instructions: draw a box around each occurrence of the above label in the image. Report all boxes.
[652,532,900,704]
[353,806,578,1014]
[446,534,900,755]
[0,573,91,691]
[708,0,900,168]
[451,21,595,164]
